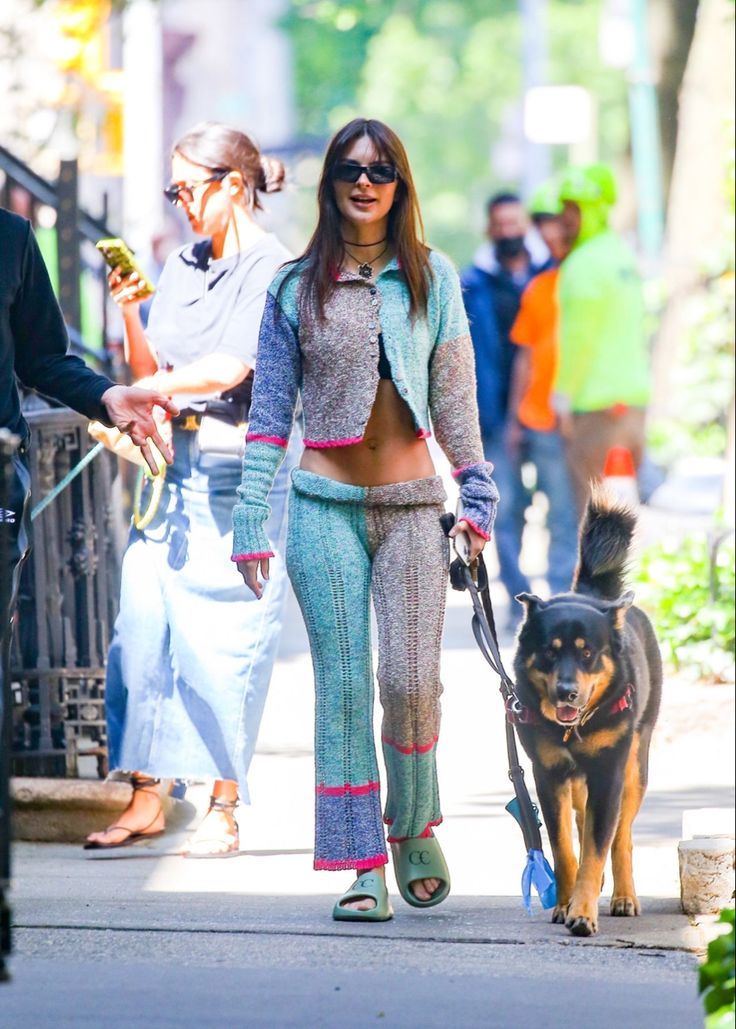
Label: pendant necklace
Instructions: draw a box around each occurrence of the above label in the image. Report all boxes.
[343,240,389,280]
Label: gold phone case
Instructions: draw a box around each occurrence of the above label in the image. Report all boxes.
[96,237,155,297]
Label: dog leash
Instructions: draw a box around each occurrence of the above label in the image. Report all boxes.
[440,512,557,912]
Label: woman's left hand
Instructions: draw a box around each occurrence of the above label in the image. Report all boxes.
[449,519,487,563]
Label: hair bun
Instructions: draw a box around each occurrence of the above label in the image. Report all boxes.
[259,154,286,194]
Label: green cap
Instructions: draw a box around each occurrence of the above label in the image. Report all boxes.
[558,163,617,207]
[528,180,562,218]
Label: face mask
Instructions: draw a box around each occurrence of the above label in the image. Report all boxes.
[495,236,526,261]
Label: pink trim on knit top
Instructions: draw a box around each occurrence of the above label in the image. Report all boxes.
[452,460,494,479]
[460,517,491,541]
[304,428,431,449]
[245,433,288,447]
[231,552,274,562]
[304,435,365,449]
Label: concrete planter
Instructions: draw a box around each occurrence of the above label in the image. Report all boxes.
[678,837,735,915]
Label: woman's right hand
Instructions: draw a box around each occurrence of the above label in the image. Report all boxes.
[236,558,269,599]
[108,265,150,307]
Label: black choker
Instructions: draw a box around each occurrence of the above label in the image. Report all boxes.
[341,237,387,247]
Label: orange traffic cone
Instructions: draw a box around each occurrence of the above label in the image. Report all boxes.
[601,446,639,507]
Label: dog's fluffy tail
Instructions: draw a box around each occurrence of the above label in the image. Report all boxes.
[572,485,637,600]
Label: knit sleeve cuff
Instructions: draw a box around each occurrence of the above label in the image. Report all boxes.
[454,462,499,539]
[231,502,273,561]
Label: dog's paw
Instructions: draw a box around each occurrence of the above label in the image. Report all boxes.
[566,913,598,937]
[551,903,569,924]
[610,895,640,917]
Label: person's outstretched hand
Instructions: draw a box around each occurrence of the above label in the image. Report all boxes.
[101,385,179,475]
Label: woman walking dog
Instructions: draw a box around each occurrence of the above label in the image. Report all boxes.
[234,118,498,918]
[85,122,297,857]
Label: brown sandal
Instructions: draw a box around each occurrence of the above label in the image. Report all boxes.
[182,796,240,859]
[83,776,164,850]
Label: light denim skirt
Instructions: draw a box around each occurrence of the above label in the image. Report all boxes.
[105,425,296,800]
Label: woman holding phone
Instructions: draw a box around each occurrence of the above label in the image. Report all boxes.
[85,122,296,857]
[233,118,498,918]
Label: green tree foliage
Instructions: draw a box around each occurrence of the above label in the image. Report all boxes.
[281,0,390,139]
[649,115,735,465]
[637,533,735,682]
[283,0,629,261]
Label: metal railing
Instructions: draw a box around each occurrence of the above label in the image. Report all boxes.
[1,428,21,977]
[0,143,113,243]
[0,143,116,377]
[1,146,127,779]
[10,408,122,779]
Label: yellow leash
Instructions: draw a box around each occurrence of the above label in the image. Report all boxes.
[132,465,166,530]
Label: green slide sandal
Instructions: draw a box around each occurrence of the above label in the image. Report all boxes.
[390,835,451,909]
[332,871,394,923]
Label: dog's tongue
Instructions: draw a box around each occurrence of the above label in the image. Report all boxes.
[557,706,579,723]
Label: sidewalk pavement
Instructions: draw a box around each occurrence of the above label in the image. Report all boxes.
[4,581,734,1027]
[4,452,734,1027]
[11,629,733,942]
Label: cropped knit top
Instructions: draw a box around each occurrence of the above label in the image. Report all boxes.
[231,249,499,560]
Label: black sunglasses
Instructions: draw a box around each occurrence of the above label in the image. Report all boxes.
[163,169,229,206]
[332,161,398,185]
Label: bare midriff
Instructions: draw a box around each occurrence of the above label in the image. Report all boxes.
[300,380,436,487]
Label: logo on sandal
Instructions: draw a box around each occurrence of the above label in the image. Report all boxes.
[408,850,431,865]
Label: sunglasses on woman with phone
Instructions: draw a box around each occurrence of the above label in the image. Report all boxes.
[163,168,230,206]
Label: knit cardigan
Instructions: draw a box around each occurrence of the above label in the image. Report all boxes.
[232,250,498,560]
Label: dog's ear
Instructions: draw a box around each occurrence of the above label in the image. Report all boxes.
[608,590,635,631]
[515,593,545,618]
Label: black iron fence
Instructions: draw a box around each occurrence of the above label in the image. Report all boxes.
[1,146,128,780]
[10,408,123,779]
[1,427,21,977]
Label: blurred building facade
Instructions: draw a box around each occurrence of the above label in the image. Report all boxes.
[125,0,297,255]
[0,0,298,261]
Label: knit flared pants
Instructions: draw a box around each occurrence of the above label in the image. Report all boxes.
[286,469,450,871]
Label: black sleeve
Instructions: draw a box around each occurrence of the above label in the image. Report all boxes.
[11,222,114,423]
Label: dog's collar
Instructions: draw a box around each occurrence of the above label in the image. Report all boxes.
[562,682,636,743]
[607,682,635,717]
[507,683,635,739]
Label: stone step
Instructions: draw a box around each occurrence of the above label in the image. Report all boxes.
[10,777,196,843]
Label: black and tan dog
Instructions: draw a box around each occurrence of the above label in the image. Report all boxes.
[512,488,662,937]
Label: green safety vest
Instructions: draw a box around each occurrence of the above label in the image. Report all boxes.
[557,228,650,412]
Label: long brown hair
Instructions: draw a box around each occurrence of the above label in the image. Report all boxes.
[172,121,285,210]
[292,118,432,322]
